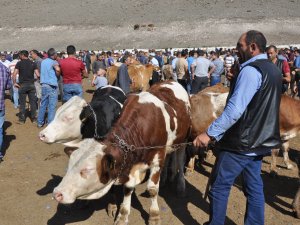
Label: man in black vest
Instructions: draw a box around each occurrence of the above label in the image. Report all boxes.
[266,45,291,94]
[193,30,282,225]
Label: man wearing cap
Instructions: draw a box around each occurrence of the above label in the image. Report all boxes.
[37,48,61,127]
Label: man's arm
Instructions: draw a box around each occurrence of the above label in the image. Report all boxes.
[53,63,61,76]
[12,68,19,88]
[34,69,40,78]
[194,66,262,147]
[208,62,216,77]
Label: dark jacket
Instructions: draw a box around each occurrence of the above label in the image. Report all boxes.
[115,63,131,94]
[218,59,282,152]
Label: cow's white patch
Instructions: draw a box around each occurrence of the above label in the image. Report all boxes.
[138,92,177,153]
[281,130,298,141]
[210,93,228,119]
[109,96,123,108]
[161,82,191,109]
[101,85,126,96]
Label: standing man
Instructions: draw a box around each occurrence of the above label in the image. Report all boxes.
[37,48,60,128]
[175,50,188,90]
[210,51,224,86]
[13,50,40,124]
[115,55,132,94]
[59,45,88,103]
[193,30,282,225]
[0,62,12,162]
[191,50,215,94]
[293,49,300,97]
[224,51,235,87]
[0,53,10,68]
[266,45,291,93]
[30,50,43,109]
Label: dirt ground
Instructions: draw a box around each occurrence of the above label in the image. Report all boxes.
[1,0,300,50]
[0,76,299,225]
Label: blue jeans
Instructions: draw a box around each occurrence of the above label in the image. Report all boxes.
[208,150,265,225]
[37,84,58,126]
[0,110,5,159]
[63,83,83,103]
[210,76,221,86]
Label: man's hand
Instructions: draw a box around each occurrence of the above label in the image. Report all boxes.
[14,83,20,88]
[193,132,211,148]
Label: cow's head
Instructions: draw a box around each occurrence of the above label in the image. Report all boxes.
[39,96,87,144]
[53,139,116,204]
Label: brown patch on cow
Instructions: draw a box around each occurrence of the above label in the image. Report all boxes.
[119,206,129,217]
[190,93,216,138]
[148,188,158,197]
[200,83,229,94]
[151,171,160,186]
[63,147,78,158]
[279,95,300,134]
[97,154,115,184]
[106,64,154,92]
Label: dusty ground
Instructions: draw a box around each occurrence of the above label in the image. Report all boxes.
[0,0,300,50]
[0,76,299,225]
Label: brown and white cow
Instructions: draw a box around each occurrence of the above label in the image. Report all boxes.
[188,85,300,175]
[53,81,191,225]
[106,64,157,92]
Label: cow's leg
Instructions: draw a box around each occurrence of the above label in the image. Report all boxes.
[270,148,279,176]
[282,141,293,169]
[147,160,162,225]
[160,154,170,187]
[114,186,134,225]
[176,148,186,198]
[107,186,118,218]
[186,157,195,175]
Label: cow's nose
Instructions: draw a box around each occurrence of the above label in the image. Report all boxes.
[39,132,47,142]
[53,191,63,202]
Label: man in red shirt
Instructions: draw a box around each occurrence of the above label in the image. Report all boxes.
[59,45,88,103]
[267,45,291,93]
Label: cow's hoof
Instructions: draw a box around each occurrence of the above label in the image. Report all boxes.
[149,211,161,225]
[269,170,278,178]
[184,168,194,176]
[287,164,294,170]
[114,218,128,225]
[107,203,117,218]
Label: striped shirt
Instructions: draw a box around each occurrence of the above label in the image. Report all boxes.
[0,63,12,110]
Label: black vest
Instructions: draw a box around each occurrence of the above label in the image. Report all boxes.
[217,59,282,152]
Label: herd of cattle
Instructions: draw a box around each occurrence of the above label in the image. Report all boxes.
[38,78,300,224]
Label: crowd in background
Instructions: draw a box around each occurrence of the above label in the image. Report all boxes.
[0,45,300,129]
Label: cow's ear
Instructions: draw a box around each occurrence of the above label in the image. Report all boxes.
[64,147,78,158]
[97,154,115,184]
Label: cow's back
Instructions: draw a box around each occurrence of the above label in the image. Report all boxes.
[280,95,300,138]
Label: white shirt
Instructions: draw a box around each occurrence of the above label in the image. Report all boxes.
[150,57,159,67]
[0,60,10,68]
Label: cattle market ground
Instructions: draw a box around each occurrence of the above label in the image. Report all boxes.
[0,77,299,225]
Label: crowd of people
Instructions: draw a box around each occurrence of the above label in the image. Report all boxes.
[0,33,300,224]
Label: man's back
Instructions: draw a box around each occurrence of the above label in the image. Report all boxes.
[16,59,36,84]
[40,58,58,86]
[59,57,84,84]
[193,57,213,77]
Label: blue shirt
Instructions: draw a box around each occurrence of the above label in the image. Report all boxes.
[295,55,300,68]
[211,58,224,77]
[187,56,195,73]
[207,54,272,155]
[93,76,108,89]
[40,58,59,87]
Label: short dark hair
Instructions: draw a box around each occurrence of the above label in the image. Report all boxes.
[181,50,187,57]
[266,45,277,52]
[67,45,76,55]
[245,30,267,53]
[197,50,205,56]
[47,48,57,57]
[19,50,29,57]
[13,53,19,60]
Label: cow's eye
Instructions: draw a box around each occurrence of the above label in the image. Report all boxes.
[80,168,95,179]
